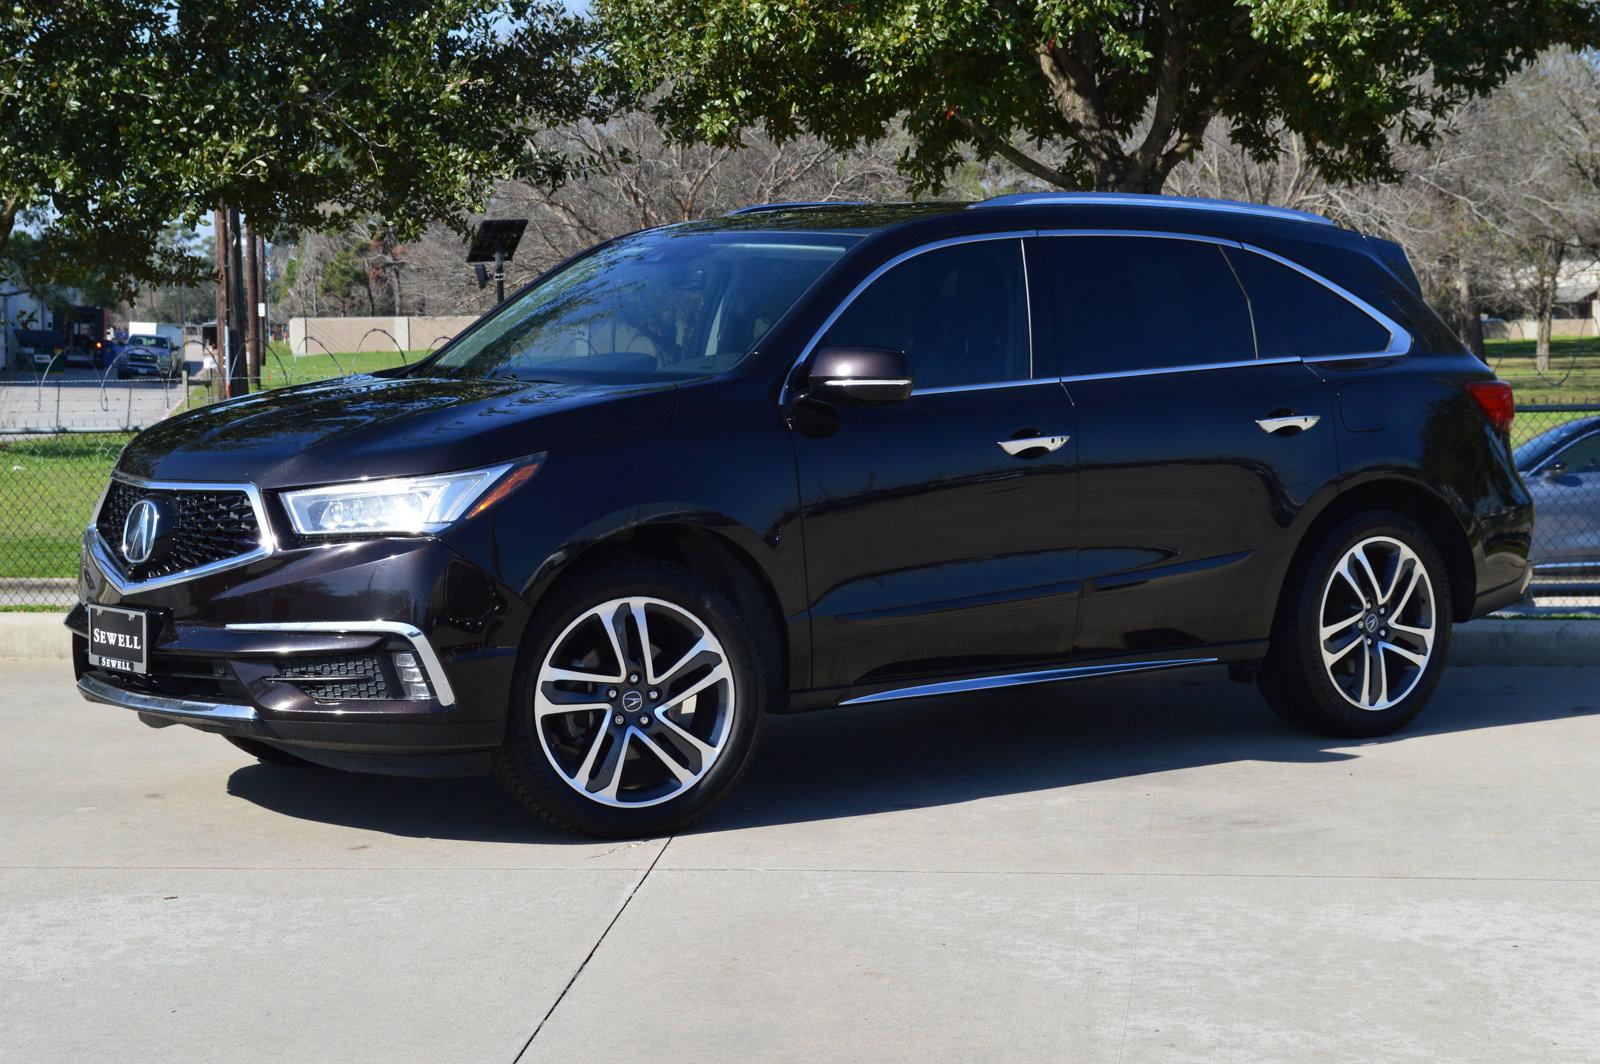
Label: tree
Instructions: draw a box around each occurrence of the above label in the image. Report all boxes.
[601,0,1598,195]
[2,0,604,299]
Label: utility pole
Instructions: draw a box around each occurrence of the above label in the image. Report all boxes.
[213,205,231,399]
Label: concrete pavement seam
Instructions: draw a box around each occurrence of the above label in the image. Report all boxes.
[510,835,674,1063]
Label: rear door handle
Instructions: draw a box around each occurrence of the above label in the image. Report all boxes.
[998,435,1069,456]
[1255,414,1321,434]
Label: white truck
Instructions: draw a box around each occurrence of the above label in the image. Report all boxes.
[126,322,185,348]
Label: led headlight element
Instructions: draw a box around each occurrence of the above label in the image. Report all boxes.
[282,460,536,536]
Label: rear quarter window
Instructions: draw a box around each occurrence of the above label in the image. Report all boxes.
[1223,248,1394,359]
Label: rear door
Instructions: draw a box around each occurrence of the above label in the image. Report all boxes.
[790,236,1080,690]
[1036,233,1350,657]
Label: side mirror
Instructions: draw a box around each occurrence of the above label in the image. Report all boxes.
[1545,461,1567,477]
[804,346,913,406]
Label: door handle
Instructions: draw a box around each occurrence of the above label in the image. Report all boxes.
[998,435,1069,456]
[1255,414,1321,435]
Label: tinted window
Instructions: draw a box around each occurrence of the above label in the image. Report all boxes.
[430,229,856,384]
[1042,236,1254,375]
[821,239,1029,390]
[1224,247,1393,358]
[1554,432,1600,472]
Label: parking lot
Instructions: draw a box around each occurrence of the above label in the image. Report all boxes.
[0,362,200,432]
[4,659,1598,1063]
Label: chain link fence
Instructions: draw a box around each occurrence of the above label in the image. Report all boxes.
[2,401,1597,612]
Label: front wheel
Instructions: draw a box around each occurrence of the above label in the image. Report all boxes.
[1259,510,1452,737]
[494,559,776,837]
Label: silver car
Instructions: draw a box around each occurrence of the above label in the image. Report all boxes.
[1517,415,1600,574]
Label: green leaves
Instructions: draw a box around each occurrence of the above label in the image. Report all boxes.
[2,0,606,291]
[599,0,1600,193]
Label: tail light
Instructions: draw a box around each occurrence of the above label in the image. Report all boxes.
[1465,380,1514,433]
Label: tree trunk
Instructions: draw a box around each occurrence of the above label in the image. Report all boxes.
[1536,311,1553,373]
[243,222,262,391]
[1456,272,1485,359]
[1535,245,1563,374]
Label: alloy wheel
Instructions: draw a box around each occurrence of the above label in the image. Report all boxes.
[534,596,736,808]
[1317,535,1437,711]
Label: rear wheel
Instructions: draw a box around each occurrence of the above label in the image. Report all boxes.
[494,559,775,838]
[1259,510,1452,737]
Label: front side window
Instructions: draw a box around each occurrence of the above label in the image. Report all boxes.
[1223,247,1394,358]
[1041,236,1255,376]
[428,228,857,383]
[820,239,1030,391]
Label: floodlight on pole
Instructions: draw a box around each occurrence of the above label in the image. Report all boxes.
[466,219,528,305]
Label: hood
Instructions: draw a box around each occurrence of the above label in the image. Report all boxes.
[120,374,678,487]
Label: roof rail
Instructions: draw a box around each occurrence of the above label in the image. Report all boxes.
[726,201,867,216]
[970,192,1334,227]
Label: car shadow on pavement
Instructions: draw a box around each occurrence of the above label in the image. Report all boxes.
[224,668,1590,841]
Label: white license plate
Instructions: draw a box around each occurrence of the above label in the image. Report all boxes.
[87,604,149,674]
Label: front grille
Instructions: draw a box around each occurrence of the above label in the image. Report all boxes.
[273,654,398,700]
[95,478,262,581]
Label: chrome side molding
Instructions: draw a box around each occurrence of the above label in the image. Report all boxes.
[225,621,457,706]
[838,657,1219,706]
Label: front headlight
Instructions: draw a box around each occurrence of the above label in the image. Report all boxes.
[281,458,540,536]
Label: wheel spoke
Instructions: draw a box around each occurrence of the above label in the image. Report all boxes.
[1369,644,1388,707]
[659,662,732,716]
[601,604,631,678]
[652,710,716,772]
[590,728,631,799]
[571,723,609,786]
[536,693,610,720]
[655,637,718,689]
[1387,564,1423,616]
[1320,612,1363,642]
[629,600,656,682]
[1388,619,1431,641]
[545,665,622,686]
[632,730,694,786]
[1322,632,1363,667]
[1351,544,1384,606]
[1380,639,1429,667]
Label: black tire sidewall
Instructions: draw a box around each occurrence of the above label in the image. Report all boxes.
[496,561,770,837]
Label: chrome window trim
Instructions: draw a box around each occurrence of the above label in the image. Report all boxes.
[971,191,1336,228]
[1529,428,1600,475]
[77,672,259,723]
[839,656,1218,705]
[783,227,1411,402]
[225,621,456,707]
[781,230,1039,404]
[86,472,278,595]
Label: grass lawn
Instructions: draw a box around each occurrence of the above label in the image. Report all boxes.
[0,433,129,580]
[260,344,421,389]
[1484,337,1600,446]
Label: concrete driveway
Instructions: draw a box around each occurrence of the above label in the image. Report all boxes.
[3,659,1597,1063]
[0,362,201,431]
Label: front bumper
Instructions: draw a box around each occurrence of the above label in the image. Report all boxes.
[71,533,533,758]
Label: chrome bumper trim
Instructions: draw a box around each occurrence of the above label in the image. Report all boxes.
[225,621,457,707]
[77,673,258,723]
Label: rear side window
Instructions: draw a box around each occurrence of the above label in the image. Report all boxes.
[822,239,1030,390]
[1040,236,1254,375]
[1223,247,1393,358]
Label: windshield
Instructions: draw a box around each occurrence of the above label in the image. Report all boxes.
[127,336,162,347]
[426,227,858,383]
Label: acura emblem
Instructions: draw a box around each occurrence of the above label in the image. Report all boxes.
[621,690,644,712]
[121,499,162,564]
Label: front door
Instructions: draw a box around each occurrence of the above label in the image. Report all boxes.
[789,237,1080,691]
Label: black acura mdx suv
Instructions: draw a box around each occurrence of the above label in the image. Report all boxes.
[72,194,1534,837]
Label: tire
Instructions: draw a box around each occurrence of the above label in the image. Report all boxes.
[1258,510,1452,737]
[494,558,777,838]
[225,735,319,767]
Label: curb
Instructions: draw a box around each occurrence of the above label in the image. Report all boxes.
[1447,618,1600,668]
[0,612,70,661]
[1,613,1596,667]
